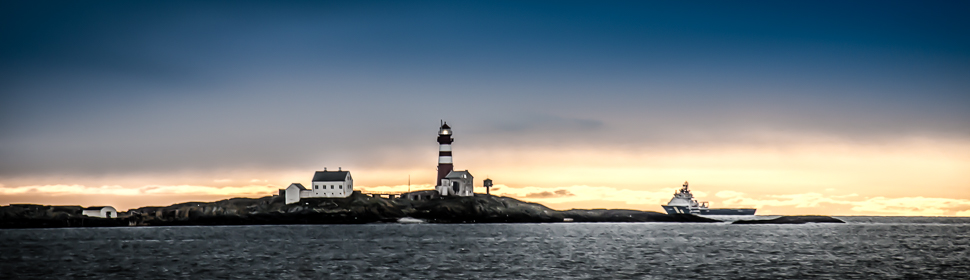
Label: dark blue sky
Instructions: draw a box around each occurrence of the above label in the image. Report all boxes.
[2,1,968,177]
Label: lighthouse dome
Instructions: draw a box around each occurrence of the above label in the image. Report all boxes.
[439,122,452,135]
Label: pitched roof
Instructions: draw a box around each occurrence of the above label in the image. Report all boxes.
[288,183,306,190]
[312,171,350,182]
[83,206,114,210]
[445,170,472,179]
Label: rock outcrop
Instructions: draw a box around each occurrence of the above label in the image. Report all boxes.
[732,215,845,224]
[562,209,720,223]
[404,194,565,223]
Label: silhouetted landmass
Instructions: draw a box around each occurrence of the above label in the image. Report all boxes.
[0,204,129,228]
[732,215,845,224]
[2,193,833,228]
[403,194,565,223]
[562,209,720,223]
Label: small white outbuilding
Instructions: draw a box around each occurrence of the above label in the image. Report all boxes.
[284,183,307,204]
[82,206,118,218]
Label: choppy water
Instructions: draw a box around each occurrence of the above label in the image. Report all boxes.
[2,217,969,279]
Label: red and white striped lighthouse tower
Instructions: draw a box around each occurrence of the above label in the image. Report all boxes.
[435,121,454,186]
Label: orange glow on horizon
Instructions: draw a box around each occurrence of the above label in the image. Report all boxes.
[1,138,968,215]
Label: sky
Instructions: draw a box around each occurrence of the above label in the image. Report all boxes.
[1,1,968,215]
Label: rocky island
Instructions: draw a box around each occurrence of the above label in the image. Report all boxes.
[732,215,845,224]
[1,193,726,228]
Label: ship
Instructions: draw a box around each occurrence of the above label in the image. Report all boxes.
[661,181,756,215]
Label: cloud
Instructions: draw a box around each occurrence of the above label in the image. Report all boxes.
[0,182,460,200]
[716,191,970,216]
[0,184,279,197]
[715,190,746,198]
[492,185,677,206]
[524,189,574,198]
[0,185,141,196]
[357,184,436,193]
[716,191,860,208]
[849,197,970,216]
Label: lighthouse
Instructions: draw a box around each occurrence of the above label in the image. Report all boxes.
[435,121,475,196]
[436,121,454,185]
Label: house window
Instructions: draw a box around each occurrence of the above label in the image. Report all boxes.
[339,185,342,189]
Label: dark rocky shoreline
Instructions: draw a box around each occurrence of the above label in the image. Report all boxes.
[0,193,840,228]
[732,215,845,224]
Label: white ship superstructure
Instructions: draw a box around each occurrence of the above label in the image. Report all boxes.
[662,181,755,215]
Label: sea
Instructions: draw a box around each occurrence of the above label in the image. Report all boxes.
[2,216,968,279]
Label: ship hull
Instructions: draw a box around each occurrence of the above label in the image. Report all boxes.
[662,206,756,215]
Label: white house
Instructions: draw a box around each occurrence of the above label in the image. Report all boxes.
[436,170,474,197]
[311,169,353,197]
[284,169,354,204]
[82,206,117,218]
